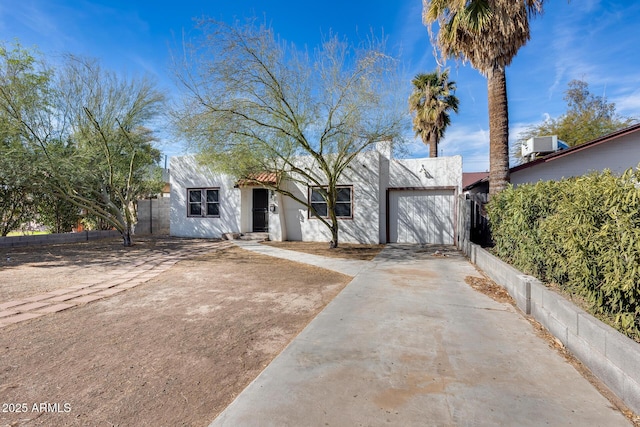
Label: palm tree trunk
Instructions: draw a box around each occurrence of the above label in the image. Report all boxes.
[429,133,438,158]
[487,66,510,196]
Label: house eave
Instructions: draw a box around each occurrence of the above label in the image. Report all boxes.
[510,122,640,174]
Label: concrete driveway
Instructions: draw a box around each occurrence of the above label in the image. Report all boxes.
[211,243,629,426]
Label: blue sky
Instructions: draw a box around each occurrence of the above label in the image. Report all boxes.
[1,0,639,172]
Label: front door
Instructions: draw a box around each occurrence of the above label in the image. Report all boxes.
[252,189,269,232]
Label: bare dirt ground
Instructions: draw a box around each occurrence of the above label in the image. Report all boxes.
[0,238,223,302]
[0,238,352,426]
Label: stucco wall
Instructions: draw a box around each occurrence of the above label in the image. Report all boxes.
[268,192,286,242]
[169,156,241,238]
[278,150,382,244]
[511,133,640,185]
[377,145,391,243]
[169,152,463,243]
[239,188,252,233]
[388,156,462,245]
[389,155,462,190]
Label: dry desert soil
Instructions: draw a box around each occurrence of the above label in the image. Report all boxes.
[0,237,358,426]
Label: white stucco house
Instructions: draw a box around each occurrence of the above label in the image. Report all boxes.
[170,143,462,245]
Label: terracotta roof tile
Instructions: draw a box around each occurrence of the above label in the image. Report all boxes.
[236,172,278,187]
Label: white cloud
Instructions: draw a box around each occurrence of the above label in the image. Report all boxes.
[440,126,487,154]
[404,124,490,172]
[407,121,547,173]
[7,2,60,40]
[394,1,435,74]
[0,1,83,57]
[612,89,640,118]
[511,119,540,136]
[541,1,640,103]
[127,53,163,79]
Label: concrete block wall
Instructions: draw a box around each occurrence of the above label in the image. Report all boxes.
[0,230,121,248]
[460,241,640,415]
[456,197,470,250]
[137,197,170,235]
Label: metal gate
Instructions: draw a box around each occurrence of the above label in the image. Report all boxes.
[252,189,269,232]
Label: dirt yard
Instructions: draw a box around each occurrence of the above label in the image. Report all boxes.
[0,238,353,426]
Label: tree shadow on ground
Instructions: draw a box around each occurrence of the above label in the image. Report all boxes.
[261,241,384,261]
[0,236,222,270]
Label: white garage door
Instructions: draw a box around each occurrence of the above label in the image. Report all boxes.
[388,189,455,244]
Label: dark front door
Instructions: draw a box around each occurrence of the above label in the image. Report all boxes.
[252,189,269,232]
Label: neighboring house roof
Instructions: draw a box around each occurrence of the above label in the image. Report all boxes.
[510,122,640,174]
[463,122,640,191]
[463,172,489,189]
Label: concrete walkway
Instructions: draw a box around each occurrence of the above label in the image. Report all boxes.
[232,240,370,276]
[212,244,629,426]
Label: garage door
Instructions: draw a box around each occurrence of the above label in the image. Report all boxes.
[388,189,455,244]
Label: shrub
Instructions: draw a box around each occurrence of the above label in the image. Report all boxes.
[487,168,640,341]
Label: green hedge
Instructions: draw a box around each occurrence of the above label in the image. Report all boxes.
[487,168,640,341]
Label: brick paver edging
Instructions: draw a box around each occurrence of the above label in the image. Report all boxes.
[0,241,232,328]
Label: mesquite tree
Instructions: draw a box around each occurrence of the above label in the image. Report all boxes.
[0,42,164,245]
[172,19,405,248]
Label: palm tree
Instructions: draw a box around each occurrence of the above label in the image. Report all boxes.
[409,69,459,158]
[422,0,545,195]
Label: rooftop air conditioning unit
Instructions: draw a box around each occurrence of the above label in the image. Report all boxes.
[521,135,569,161]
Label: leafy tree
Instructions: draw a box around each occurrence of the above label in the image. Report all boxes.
[37,193,80,233]
[513,80,637,163]
[0,42,164,246]
[0,184,37,236]
[0,137,28,236]
[0,42,49,235]
[172,19,406,248]
[423,0,545,195]
[49,57,165,246]
[409,69,459,157]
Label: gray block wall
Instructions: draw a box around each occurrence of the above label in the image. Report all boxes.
[136,198,170,235]
[0,230,121,248]
[459,240,640,415]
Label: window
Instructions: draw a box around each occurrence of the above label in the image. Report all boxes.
[187,188,220,217]
[309,186,352,219]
